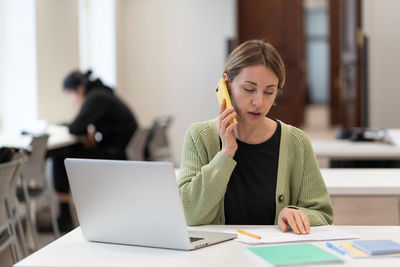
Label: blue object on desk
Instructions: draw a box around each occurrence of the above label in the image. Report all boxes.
[326,242,346,255]
[352,240,400,255]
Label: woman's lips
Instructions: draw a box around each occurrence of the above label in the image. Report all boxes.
[248,112,262,118]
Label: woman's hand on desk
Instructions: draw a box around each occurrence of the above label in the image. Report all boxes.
[278,207,310,235]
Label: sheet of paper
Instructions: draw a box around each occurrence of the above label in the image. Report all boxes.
[225,225,360,245]
[384,128,400,146]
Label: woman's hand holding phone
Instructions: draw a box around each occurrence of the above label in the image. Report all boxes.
[217,98,238,158]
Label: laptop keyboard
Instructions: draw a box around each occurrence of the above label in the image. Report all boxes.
[190,237,204,243]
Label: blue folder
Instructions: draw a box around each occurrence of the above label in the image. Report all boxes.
[352,240,400,255]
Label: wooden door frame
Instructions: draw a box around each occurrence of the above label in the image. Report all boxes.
[329,0,363,128]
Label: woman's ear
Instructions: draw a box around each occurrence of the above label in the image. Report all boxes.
[223,73,230,91]
[223,73,229,83]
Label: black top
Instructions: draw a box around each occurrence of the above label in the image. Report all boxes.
[69,86,138,158]
[224,121,281,225]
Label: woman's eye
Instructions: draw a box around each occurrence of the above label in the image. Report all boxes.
[244,88,255,93]
[264,91,273,95]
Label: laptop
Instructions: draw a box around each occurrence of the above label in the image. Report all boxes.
[64,158,236,250]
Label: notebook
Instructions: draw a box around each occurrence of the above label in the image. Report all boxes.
[247,243,343,266]
[352,240,400,255]
[64,158,236,250]
[341,242,400,258]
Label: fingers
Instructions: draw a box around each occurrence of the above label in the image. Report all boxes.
[218,98,235,120]
[226,119,238,132]
[218,101,237,133]
[222,111,236,127]
[219,107,235,122]
[278,208,310,235]
[293,213,307,235]
[302,214,310,234]
[218,98,227,115]
[278,217,288,233]
[286,214,300,234]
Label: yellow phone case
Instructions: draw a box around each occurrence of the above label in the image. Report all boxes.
[216,78,237,124]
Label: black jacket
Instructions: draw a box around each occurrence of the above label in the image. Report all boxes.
[69,84,138,158]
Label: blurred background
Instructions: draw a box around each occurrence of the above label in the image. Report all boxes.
[1,0,400,165]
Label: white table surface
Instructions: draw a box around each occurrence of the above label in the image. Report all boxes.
[46,125,78,150]
[14,225,400,267]
[0,125,77,151]
[312,139,400,160]
[321,168,400,196]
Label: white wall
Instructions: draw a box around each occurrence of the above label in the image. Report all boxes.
[36,0,80,125]
[0,0,5,133]
[363,0,400,128]
[0,0,37,134]
[79,0,116,87]
[116,0,236,165]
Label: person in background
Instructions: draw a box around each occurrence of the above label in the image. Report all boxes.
[49,70,138,232]
[178,40,333,234]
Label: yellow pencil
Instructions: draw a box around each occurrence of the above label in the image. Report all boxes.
[237,229,261,239]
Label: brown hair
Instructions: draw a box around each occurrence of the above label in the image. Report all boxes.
[224,40,285,90]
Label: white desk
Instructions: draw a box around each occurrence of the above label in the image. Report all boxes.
[321,168,400,196]
[0,125,77,152]
[46,125,78,150]
[14,225,400,267]
[312,139,400,160]
[321,168,400,224]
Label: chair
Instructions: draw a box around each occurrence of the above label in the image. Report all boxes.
[18,134,60,250]
[144,116,173,162]
[0,158,24,263]
[8,153,29,256]
[125,128,151,161]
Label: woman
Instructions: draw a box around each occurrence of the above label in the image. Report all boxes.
[51,70,138,232]
[178,40,333,235]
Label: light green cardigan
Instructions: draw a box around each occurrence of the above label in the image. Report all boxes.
[178,118,333,226]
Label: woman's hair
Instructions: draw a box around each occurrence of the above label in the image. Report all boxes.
[224,40,286,90]
[63,70,113,94]
[63,70,93,91]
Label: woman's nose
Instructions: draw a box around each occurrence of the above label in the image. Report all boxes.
[251,92,264,107]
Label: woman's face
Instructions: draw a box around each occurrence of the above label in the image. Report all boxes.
[228,64,279,126]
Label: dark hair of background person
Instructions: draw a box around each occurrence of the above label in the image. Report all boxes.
[62,69,113,95]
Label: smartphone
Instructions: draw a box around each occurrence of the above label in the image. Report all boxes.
[216,78,237,125]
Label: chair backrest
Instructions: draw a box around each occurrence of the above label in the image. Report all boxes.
[0,156,25,262]
[7,153,26,211]
[21,134,49,188]
[0,160,14,252]
[144,116,173,162]
[0,158,23,224]
[126,128,151,161]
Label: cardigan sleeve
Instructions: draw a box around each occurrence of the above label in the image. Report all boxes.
[289,129,334,226]
[177,123,236,225]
